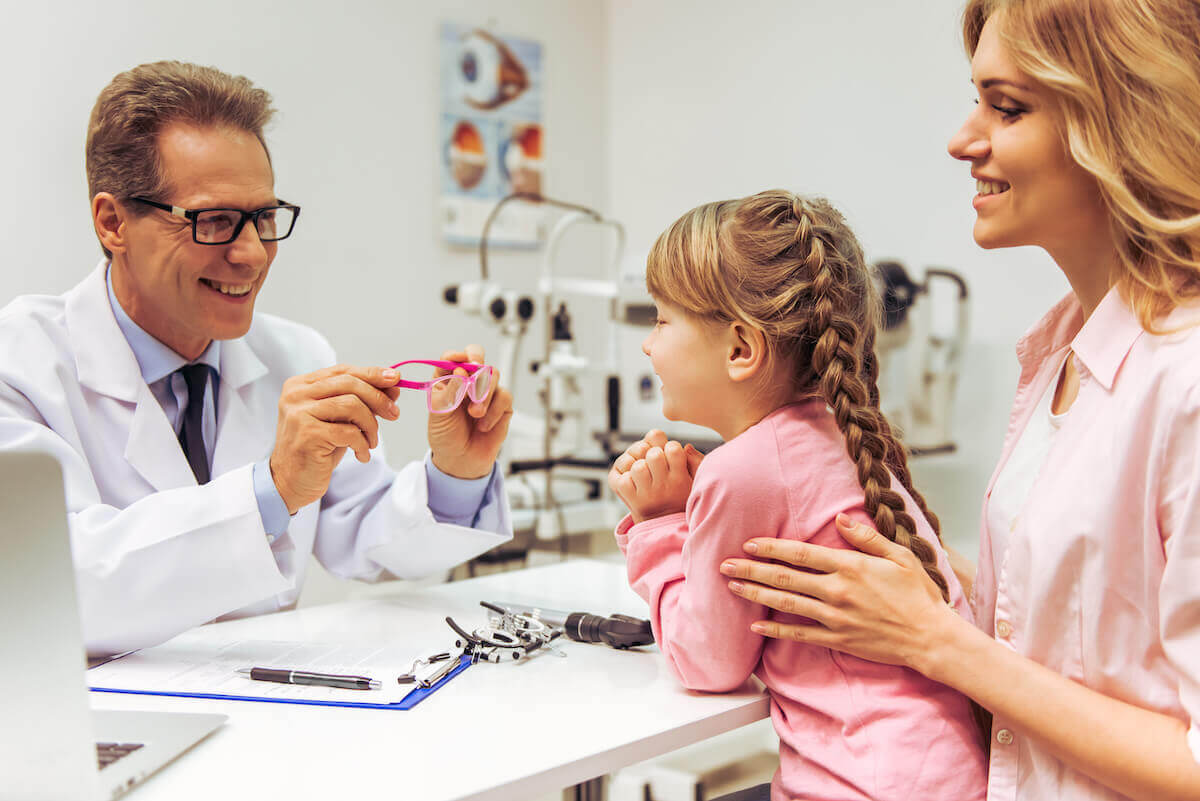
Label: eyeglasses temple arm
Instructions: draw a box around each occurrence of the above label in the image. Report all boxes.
[390,359,483,374]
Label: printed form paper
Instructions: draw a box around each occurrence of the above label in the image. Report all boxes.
[88,633,424,705]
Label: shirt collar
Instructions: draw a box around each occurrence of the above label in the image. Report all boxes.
[1016,286,1142,392]
[1070,286,1143,391]
[105,265,220,383]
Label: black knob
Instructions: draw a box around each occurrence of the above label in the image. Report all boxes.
[444,285,459,305]
[516,297,535,320]
[489,297,507,320]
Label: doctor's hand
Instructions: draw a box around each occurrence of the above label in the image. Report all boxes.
[608,429,704,523]
[270,364,402,514]
[427,345,513,480]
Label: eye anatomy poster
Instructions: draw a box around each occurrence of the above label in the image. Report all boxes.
[440,23,545,247]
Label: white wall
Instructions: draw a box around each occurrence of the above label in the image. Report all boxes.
[603,0,1068,545]
[604,0,1068,344]
[0,0,610,462]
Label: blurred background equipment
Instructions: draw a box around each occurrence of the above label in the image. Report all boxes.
[873,260,969,455]
[444,193,633,565]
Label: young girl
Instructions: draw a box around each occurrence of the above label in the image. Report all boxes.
[608,190,987,801]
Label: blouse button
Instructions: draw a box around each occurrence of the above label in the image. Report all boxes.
[996,620,1013,638]
[996,728,1014,745]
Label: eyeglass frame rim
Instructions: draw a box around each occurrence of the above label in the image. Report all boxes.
[388,359,495,414]
[129,196,301,245]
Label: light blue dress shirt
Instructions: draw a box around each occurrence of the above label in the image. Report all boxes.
[105,267,490,537]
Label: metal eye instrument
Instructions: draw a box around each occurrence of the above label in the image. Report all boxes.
[445,601,564,663]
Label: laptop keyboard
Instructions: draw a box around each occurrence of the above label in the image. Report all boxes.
[96,741,144,770]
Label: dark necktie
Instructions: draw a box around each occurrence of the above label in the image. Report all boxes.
[176,363,212,485]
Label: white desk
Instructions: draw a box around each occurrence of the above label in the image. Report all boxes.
[92,560,770,800]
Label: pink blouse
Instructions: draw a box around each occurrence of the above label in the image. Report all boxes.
[974,288,1200,800]
[617,402,987,801]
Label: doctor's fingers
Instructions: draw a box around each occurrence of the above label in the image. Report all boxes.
[440,345,486,366]
[316,422,374,463]
[473,384,513,432]
[306,395,382,450]
[302,373,400,422]
[299,363,402,390]
[464,365,504,419]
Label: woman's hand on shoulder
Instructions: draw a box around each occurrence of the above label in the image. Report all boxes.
[608,429,705,523]
[718,514,965,674]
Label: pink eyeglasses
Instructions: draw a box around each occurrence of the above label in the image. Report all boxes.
[389,360,496,413]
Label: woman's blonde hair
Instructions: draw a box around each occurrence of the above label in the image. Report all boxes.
[964,0,1200,330]
[647,190,951,601]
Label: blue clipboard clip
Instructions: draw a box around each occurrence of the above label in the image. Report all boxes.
[396,654,473,710]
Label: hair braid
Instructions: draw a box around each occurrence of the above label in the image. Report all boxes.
[861,326,944,544]
[794,200,951,601]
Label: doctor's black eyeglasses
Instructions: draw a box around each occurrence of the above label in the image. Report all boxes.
[130,197,301,245]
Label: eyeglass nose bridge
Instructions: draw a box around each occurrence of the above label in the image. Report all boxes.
[225,211,259,246]
[464,365,493,402]
[218,208,282,245]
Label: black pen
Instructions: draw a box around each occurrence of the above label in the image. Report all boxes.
[237,666,381,690]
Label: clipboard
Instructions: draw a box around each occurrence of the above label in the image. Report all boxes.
[86,636,470,711]
[89,654,472,711]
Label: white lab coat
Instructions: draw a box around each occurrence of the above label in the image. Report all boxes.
[0,264,512,656]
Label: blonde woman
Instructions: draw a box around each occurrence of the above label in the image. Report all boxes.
[720,2,1200,799]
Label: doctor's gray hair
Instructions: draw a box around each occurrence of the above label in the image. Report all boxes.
[85,61,276,258]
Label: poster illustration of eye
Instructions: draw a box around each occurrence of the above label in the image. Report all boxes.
[440,23,544,247]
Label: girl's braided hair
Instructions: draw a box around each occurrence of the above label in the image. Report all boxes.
[646,189,950,601]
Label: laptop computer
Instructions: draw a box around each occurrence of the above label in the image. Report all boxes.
[0,450,226,800]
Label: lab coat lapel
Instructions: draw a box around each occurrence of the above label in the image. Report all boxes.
[126,382,197,491]
[67,262,141,403]
[212,335,271,476]
[67,262,197,492]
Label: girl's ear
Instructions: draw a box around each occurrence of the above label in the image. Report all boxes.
[726,322,768,383]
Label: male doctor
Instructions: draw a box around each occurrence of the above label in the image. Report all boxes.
[0,61,514,657]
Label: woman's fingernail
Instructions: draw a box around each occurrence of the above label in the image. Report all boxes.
[382,369,398,381]
[720,561,736,574]
[750,623,768,635]
[389,404,399,417]
[836,513,850,526]
[743,541,759,554]
[728,580,744,593]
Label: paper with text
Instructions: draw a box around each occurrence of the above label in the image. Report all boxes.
[88,634,424,705]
